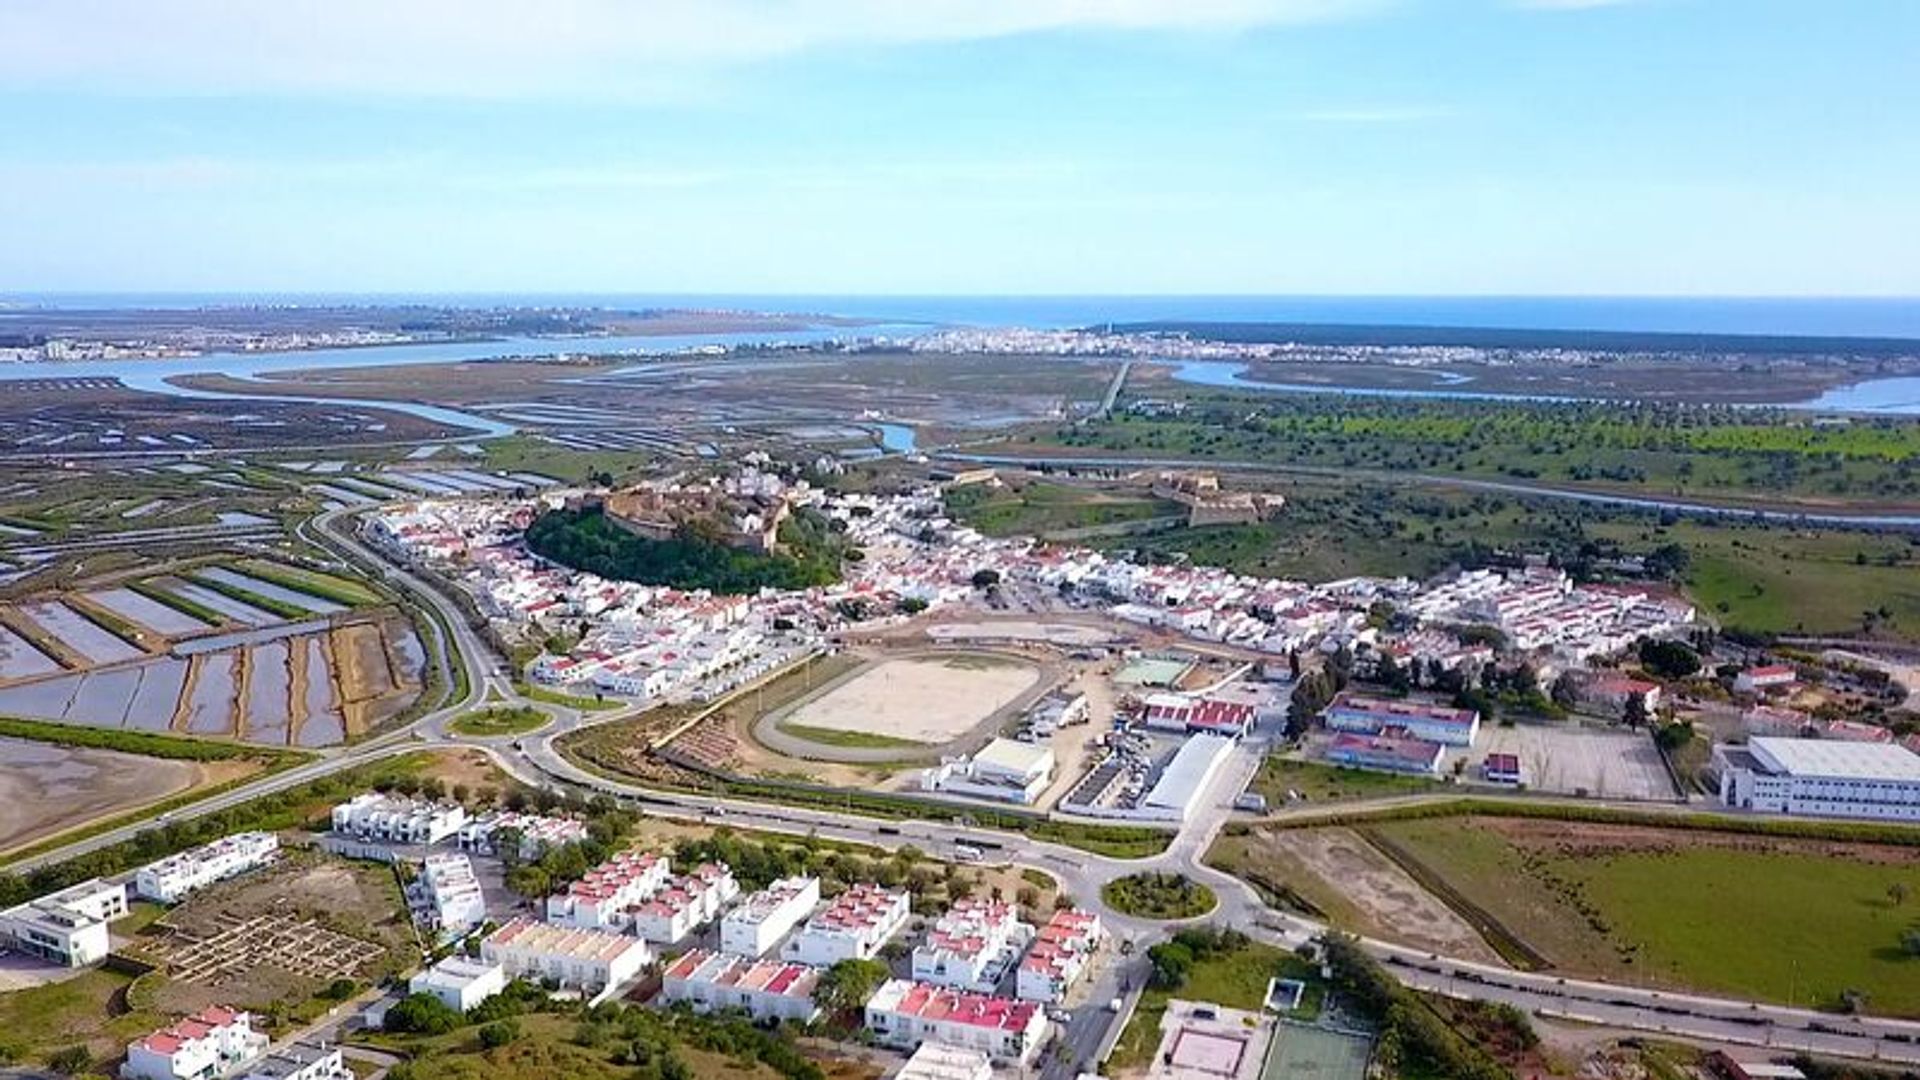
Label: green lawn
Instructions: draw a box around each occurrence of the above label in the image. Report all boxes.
[773,720,927,750]
[1373,818,1920,1016]
[1251,757,1443,804]
[450,706,550,738]
[1109,942,1323,1071]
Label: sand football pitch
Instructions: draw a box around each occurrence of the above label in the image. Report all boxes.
[781,654,1041,744]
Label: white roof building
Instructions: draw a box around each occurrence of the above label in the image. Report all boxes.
[420,852,487,936]
[893,1042,993,1080]
[1714,737,1920,821]
[1142,735,1236,822]
[135,832,279,905]
[0,878,127,968]
[481,917,650,994]
[721,876,820,958]
[330,794,467,846]
[409,955,508,1013]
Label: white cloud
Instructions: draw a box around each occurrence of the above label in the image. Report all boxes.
[0,0,1384,99]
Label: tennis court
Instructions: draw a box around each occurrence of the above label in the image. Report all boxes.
[1260,1024,1371,1080]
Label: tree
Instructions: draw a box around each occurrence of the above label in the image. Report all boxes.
[1623,693,1651,729]
[970,568,1001,589]
[1901,928,1920,957]
[1888,881,1911,907]
[385,992,463,1035]
[505,864,551,899]
[1146,941,1194,989]
[478,1019,521,1049]
[1638,638,1702,680]
[1287,670,1334,738]
[813,958,889,1016]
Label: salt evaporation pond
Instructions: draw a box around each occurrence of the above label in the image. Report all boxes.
[64,666,143,726]
[87,588,212,637]
[126,659,189,731]
[197,567,346,615]
[168,583,280,627]
[185,653,238,735]
[18,601,144,665]
[243,641,292,744]
[0,625,62,679]
[296,636,345,747]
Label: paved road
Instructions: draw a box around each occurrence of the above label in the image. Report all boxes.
[17,507,1920,1072]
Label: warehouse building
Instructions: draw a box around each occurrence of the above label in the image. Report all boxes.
[1713,737,1920,821]
[1322,692,1479,746]
[922,738,1056,805]
[1323,730,1447,777]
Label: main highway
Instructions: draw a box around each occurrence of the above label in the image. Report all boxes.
[15,506,1920,1073]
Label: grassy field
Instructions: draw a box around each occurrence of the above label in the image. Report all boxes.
[479,434,655,486]
[1035,395,1920,509]
[515,682,623,712]
[1250,757,1443,804]
[450,706,550,737]
[1369,817,1920,1016]
[773,720,926,750]
[944,479,1180,537]
[0,967,170,1067]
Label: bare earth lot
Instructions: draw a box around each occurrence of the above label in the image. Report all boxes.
[1471,722,1677,800]
[0,736,211,852]
[778,654,1041,744]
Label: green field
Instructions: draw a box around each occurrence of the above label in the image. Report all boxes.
[1038,395,1920,509]
[450,706,550,737]
[944,480,1180,537]
[773,720,926,750]
[1251,757,1443,804]
[1371,817,1920,1016]
[0,967,169,1066]
[478,434,653,486]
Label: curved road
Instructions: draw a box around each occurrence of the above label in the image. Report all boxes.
[17,506,1920,1071]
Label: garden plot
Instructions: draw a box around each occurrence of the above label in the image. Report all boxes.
[0,624,62,680]
[86,587,213,637]
[197,566,347,615]
[16,600,143,665]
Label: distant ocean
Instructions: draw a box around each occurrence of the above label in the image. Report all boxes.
[7,294,1920,341]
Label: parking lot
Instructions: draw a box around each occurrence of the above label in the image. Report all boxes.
[1472,722,1677,801]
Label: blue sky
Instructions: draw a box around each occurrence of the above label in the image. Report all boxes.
[2,1,1916,295]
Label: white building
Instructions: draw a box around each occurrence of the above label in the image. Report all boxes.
[721,876,820,958]
[456,812,590,860]
[0,878,127,967]
[544,850,671,931]
[135,832,279,905]
[911,899,1033,992]
[865,979,1050,1065]
[660,949,822,1024]
[122,1006,268,1080]
[237,1042,348,1080]
[782,883,910,966]
[1714,738,1920,821]
[420,853,487,936]
[922,738,1056,805]
[408,955,508,1013]
[1015,908,1103,1003]
[330,794,467,846]
[893,1042,993,1080]
[1140,734,1236,822]
[480,917,651,993]
[629,863,739,945]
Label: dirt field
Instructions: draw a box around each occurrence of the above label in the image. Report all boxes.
[1212,826,1502,964]
[0,736,222,852]
[128,850,414,1015]
[777,653,1041,744]
[1471,723,1677,800]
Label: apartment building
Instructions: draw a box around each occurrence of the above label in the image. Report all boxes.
[420,853,487,936]
[408,955,508,1012]
[865,980,1049,1065]
[329,794,467,846]
[134,832,280,905]
[544,850,670,931]
[629,863,739,945]
[480,917,651,993]
[236,1042,349,1080]
[911,899,1033,993]
[455,812,590,860]
[782,884,910,966]
[660,949,823,1024]
[122,1006,269,1080]
[1015,908,1103,1003]
[721,876,820,958]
